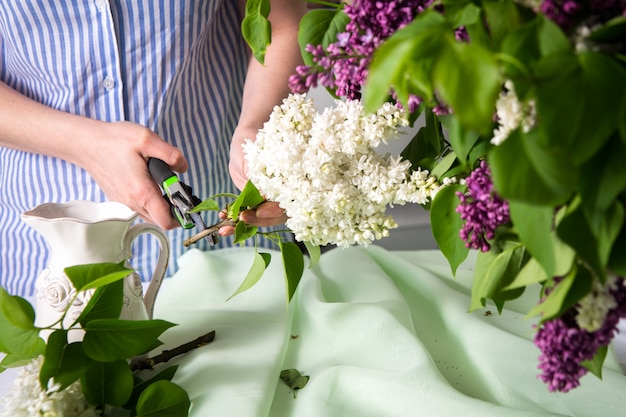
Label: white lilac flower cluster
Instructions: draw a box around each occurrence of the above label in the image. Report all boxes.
[243,93,450,247]
[0,356,100,417]
[575,276,619,332]
[491,80,537,146]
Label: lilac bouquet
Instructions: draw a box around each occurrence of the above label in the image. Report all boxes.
[243,0,626,392]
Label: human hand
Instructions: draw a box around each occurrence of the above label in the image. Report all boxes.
[224,127,288,237]
[77,121,188,230]
[218,201,287,237]
[229,127,255,191]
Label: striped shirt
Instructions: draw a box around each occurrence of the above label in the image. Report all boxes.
[0,0,259,296]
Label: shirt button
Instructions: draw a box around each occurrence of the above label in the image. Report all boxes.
[95,0,106,12]
[103,76,115,90]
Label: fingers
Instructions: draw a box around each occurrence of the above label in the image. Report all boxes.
[218,225,235,237]
[138,183,180,230]
[229,127,255,190]
[239,201,287,227]
[217,201,287,237]
[83,121,188,230]
[250,202,286,220]
[146,136,188,174]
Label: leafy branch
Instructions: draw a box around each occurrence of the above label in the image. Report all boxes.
[0,263,216,416]
[188,180,320,302]
[130,330,216,372]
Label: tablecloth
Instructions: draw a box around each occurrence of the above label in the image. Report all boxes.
[149,246,626,417]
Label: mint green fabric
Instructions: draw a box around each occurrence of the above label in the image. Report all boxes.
[152,246,626,417]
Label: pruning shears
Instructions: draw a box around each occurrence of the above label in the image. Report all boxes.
[148,157,218,245]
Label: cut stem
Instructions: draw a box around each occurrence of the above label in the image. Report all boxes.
[184,219,235,246]
[130,330,216,371]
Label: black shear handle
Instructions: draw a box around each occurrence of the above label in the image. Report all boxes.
[148,157,176,185]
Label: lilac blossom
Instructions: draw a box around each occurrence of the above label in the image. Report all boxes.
[432,104,451,116]
[456,160,510,252]
[289,0,432,100]
[534,277,626,392]
[540,0,626,31]
[392,91,423,113]
[455,26,469,42]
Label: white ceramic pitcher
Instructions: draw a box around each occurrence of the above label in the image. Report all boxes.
[21,200,170,333]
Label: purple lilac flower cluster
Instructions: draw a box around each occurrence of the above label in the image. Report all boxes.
[289,0,431,102]
[534,277,626,392]
[455,160,510,252]
[540,0,626,31]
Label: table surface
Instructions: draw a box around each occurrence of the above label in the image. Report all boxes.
[2,246,626,417]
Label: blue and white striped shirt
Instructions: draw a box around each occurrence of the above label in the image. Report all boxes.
[0,1,253,296]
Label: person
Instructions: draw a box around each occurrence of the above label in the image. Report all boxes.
[0,0,305,296]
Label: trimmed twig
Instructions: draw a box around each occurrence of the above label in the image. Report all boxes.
[130,330,216,371]
[184,218,235,246]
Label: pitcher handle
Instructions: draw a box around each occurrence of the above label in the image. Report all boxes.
[122,223,170,319]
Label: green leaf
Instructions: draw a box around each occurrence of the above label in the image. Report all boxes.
[508,201,556,276]
[303,241,321,269]
[364,10,448,110]
[445,1,481,28]
[64,262,133,292]
[430,151,457,179]
[533,54,583,148]
[505,257,548,290]
[594,201,625,268]
[489,129,575,205]
[570,52,626,164]
[432,35,500,134]
[422,108,445,155]
[1,292,35,329]
[44,341,92,392]
[83,319,175,362]
[580,135,626,226]
[527,265,593,322]
[500,17,541,69]
[588,15,626,43]
[77,279,124,326]
[621,89,626,145]
[537,15,571,55]
[532,50,626,166]
[469,243,526,312]
[228,180,265,220]
[581,345,608,380]
[609,224,626,275]
[227,251,271,300]
[557,198,604,281]
[280,368,309,398]
[135,380,191,417]
[429,184,469,275]
[206,192,239,200]
[189,198,220,213]
[430,184,469,275]
[82,359,134,407]
[125,365,179,410]
[551,230,576,276]
[402,110,447,171]
[483,0,523,48]
[0,288,42,356]
[401,130,438,172]
[506,235,575,291]
[298,8,349,66]
[0,349,43,370]
[40,329,67,389]
[280,241,305,301]
[438,115,480,166]
[233,221,259,245]
[241,0,271,64]
[466,137,491,168]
